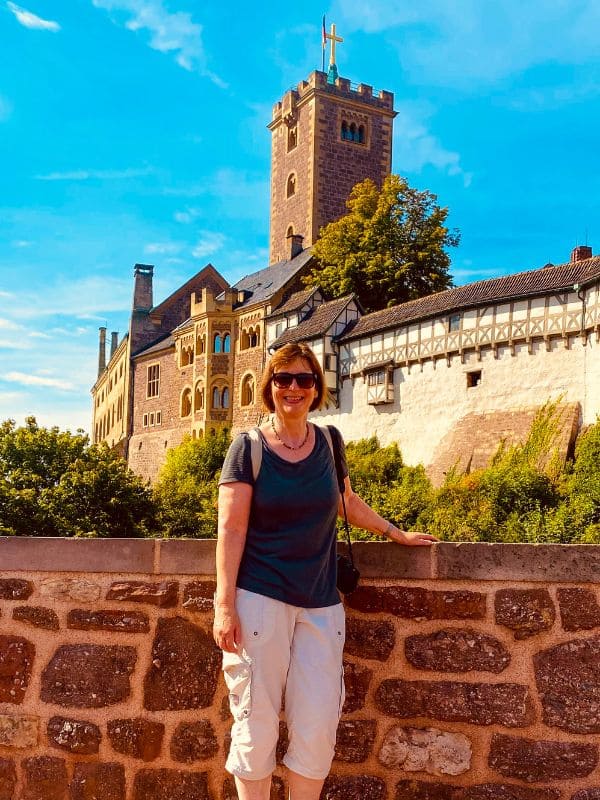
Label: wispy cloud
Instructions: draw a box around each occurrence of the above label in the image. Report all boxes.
[192,232,226,259]
[2,371,76,391]
[7,275,131,319]
[0,318,21,331]
[0,338,32,351]
[144,241,182,255]
[92,0,226,87]
[6,2,60,31]
[393,101,472,187]
[35,166,155,181]
[174,207,202,224]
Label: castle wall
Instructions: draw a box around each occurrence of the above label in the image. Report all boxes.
[2,537,600,798]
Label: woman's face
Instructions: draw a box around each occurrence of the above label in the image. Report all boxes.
[271,356,318,420]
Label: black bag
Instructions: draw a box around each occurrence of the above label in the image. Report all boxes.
[328,426,360,595]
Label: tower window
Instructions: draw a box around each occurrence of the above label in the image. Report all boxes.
[241,374,255,406]
[147,364,160,398]
[222,387,230,408]
[467,371,482,388]
[223,333,231,353]
[181,388,192,417]
[286,173,296,198]
[214,333,222,353]
[287,126,297,151]
[341,119,366,145]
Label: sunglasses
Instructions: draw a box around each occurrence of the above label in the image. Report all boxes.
[271,372,317,389]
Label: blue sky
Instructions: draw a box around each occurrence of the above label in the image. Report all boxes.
[1,0,598,434]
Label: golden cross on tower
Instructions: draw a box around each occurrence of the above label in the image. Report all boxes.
[325,22,343,67]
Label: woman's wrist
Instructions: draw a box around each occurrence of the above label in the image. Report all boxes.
[383,520,399,538]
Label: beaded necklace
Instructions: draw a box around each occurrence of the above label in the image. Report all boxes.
[271,416,310,450]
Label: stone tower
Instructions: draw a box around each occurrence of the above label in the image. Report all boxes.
[268,70,396,264]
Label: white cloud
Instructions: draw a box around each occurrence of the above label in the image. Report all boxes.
[192,232,226,259]
[174,207,201,224]
[7,275,131,319]
[2,371,76,391]
[6,2,60,31]
[144,241,182,255]
[393,101,472,186]
[0,338,31,350]
[334,0,600,87]
[0,318,21,331]
[92,0,226,87]
[35,166,154,181]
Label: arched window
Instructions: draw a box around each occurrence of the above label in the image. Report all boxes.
[358,125,365,143]
[214,333,221,353]
[286,173,296,198]
[287,126,297,151]
[241,329,250,350]
[181,388,192,417]
[341,120,348,140]
[249,327,259,348]
[180,345,194,366]
[241,374,255,406]
[286,225,294,237]
[196,335,205,354]
[212,387,220,408]
[349,122,357,141]
[194,383,204,411]
[223,333,231,353]
[222,387,230,409]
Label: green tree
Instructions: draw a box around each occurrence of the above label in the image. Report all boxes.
[0,417,156,537]
[153,431,231,538]
[306,174,460,312]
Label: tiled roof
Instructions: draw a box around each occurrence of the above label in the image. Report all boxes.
[270,286,319,316]
[232,248,314,309]
[339,256,600,342]
[133,334,175,358]
[272,295,354,348]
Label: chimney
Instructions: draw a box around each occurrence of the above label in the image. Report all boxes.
[110,331,119,358]
[287,233,304,260]
[571,245,592,263]
[133,263,154,311]
[98,327,107,377]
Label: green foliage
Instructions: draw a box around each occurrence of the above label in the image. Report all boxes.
[307,175,460,312]
[153,431,231,538]
[0,417,156,537]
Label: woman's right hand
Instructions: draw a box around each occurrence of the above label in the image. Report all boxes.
[213,602,241,653]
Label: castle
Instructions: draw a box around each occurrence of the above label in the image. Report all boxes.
[91,61,600,484]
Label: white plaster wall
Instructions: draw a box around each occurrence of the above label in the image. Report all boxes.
[313,334,599,467]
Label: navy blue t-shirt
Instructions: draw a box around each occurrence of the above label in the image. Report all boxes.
[218,425,348,608]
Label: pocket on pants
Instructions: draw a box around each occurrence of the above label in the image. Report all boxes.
[223,652,253,722]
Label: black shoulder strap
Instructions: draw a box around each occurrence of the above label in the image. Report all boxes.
[326,426,355,567]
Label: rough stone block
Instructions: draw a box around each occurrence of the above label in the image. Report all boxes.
[394,781,560,799]
[40,578,100,602]
[170,719,218,762]
[0,713,38,748]
[375,679,534,727]
[344,617,395,661]
[13,606,59,630]
[70,762,126,800]
[557,588,600,631]
[489,733,598,782]
[334,719,376,762]
[107,717,164,761]
[342,659,373,712]
[405,628,510,673]
[534,634,600,733]
[0,635,34,703]
[379,725,471,776]
[346,586,486,620]
[321,774,387,800]
[132,768,210,800]
[47,716,101,754]
[0,579,33,600]
[494,589,555,639]
[107,580,178,607]
[183,581,217,612]
[67,609,149,633]
[572,791,600,800]
[144,616,221,710]
[41,644,137,708]
[0,759,16,800]
[21,755,68,800]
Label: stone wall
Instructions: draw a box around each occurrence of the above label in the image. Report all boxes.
[2,538,600,799]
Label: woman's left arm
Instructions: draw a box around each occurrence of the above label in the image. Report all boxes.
[340,476,437,546]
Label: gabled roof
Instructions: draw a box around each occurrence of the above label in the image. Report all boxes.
[272,295,355,348]
[339,256,600,343]
[150,264,228,316]
[270,286,320,317]
[232,248,314,309]
[133,334,175,358]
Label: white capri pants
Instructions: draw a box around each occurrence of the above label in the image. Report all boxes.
[222,588,346,781]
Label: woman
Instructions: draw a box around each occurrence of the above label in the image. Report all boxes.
[213,343,436,800]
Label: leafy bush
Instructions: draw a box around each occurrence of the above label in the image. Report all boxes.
[153,431,231,538]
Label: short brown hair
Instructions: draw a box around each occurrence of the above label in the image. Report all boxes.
[260,343,331,412]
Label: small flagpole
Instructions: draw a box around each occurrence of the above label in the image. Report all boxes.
[322,14,326,72]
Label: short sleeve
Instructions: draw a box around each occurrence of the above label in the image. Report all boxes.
[218,433,254,486]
